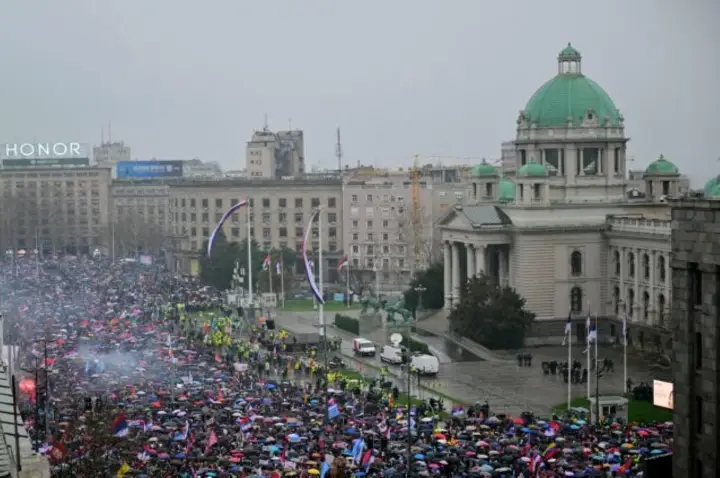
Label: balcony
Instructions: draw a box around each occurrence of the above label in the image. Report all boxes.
[608,217,671,236]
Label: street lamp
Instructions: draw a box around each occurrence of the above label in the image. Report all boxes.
[594,363,608,424]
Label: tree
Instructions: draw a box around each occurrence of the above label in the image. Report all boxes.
[448,273,535,349]
[255,246,298,293]
[349,268,376,297]
[113,209,167,257]
[397,205,440,277]
[403,262,444,312]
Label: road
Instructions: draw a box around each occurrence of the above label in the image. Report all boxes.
[274,309,662,417]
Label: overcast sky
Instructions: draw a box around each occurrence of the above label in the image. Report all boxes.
[1,0,717,184]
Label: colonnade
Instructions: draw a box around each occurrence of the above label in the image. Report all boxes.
[443,241,509,310]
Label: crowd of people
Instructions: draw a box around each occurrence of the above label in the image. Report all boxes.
[0,254,672,477]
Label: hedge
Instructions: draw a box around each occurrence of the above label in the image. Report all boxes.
[400,336,430,355]
[334,313,359,335]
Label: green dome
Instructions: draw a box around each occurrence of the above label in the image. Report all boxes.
[645,154,679,176]
[704,176,720,195]
[471,160,497,177]
[709,184,720,198]
[523,44,621,128]
[518,160,547,178]
[498,178,515,201]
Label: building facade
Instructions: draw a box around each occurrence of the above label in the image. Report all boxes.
[168,178,342,276]
[93,140,131,176]
[246,128,305,179]
[438,44,681,345]
[0,166,112,254]
[669,198,719,478]
[110,180,171,257]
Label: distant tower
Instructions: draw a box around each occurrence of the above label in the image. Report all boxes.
[335,128,343,173]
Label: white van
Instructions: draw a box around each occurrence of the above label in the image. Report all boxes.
[380,345,404,365]
[411,354,440,376]
[352,338,377,357]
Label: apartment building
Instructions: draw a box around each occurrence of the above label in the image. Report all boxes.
[93,141,131,177]
[168,178,342,276]
[0,166,112,254]
[669,198,719,478]
[110,180,171,256]
[246,128,305,179]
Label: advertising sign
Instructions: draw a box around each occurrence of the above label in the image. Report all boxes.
[653,379,674,409]
[2,157,90,168]
[116,160,184,178]
[0,142,89,159]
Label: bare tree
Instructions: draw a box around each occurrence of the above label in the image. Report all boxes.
[113,209,167,257]
[397,206,439,275]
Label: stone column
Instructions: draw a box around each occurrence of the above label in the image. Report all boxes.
[475,245,485,276]
[664,252,671,306]
[649,250,656,324]
[466,244,475,279]
[498,248,506,286]
[451,242,460,305]
[443,242,451,310]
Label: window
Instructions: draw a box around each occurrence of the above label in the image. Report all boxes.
[658,255,666,282]
[643,253,650,280]
[613,286,620,315]
[202,198,209,208]
[328,197,336,208]
[215,198,223,208]
[695,332,703,370]
[570,286,583,312]
[366,220,373,229]
[695,395,703,431]
[279,227,287,238]
[328,213,337,223]
[366,194,372,202]
[231,227,240,237]
[628,252,635,278]
[570,251,582,276]
[351,194,358,203]
[262,198,270,208]
[311,198,320,208]
[690,262,702,307]
[382,220,389,228]
[658,294,666,327]
[352,245,359,254]
[294,198,303,208]
[279,198,287,208]
[628,289,635,318]
[614,250,620,276]
[642,291,649,320]
[295,228,303,238]
[352,220,358,229]
[352,233,358,241]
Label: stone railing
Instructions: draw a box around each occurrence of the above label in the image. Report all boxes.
[608,217,671,235]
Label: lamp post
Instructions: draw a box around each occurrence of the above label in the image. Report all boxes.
[413,285,426,318]
[594,363,608,424]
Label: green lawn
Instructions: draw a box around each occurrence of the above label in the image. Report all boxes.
[283,299,361,312]
[553,397,672,424]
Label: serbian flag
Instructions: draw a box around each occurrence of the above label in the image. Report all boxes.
[110,413,128,437]
[337,255,349,271]
[262,254,271,271]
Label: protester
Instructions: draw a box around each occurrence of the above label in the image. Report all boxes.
[1,254,672,477]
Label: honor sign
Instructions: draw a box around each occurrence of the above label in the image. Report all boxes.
[0,142,90,168]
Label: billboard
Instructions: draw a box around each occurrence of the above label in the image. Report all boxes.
[2,157,89,168]
[653,379,674,409]
[116,160,183,179]
[0,142,89,160]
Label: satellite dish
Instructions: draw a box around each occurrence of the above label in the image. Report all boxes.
[390,333,403,346]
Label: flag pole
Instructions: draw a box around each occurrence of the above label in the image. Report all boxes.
[346,260,350,308]
[247,205,253,306]
[623,313,627,396]
[567,313,572,410]
[280,259,285,309]
[268,254,273,296]
[594,313,599,399]
[586,303,591,400]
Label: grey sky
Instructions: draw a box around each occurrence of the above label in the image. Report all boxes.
[1,0,718,184]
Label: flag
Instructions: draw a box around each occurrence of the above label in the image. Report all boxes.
[562,311,571,346]
[205,429,218,455]
[328,403,340,419]
[262,254,271,271]
[276,260,282,275]
[622,313,627,343]
[174,420,189,440]
[110,413,128,437]
[320,462,330,478]
[587,321,597,343]
[337,254,349,271]
[351,438,365,463]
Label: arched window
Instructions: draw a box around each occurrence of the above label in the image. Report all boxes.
[643,254,650,280]
[570,251,582,277]
[628,253,635,278]
[658,294,666,327]
[613,286,620,315]
[628,288,635,318]
[570,286,583,312]
[658,255,666,282]
[614,250,620,276]
[643,291,650,320]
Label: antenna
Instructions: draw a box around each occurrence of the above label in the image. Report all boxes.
[101,127,105,145]
[288,118,292,130]
[335,128,343,173]
[263,114,269,132]
[108,121,112,143]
